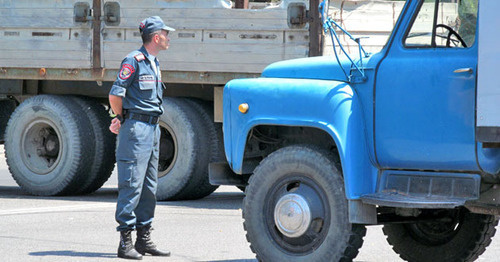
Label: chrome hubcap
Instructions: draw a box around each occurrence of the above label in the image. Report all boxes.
[274,193,311,238]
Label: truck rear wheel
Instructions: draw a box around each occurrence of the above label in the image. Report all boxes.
[71,97,116,194]
[243,145,366,261]
[171,98,219,200]
[383,209,498,262]
[5,95,94,196]
[156,97,211,200]
[0,99,17,143]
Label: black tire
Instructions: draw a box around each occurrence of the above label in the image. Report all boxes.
[0,99,17,143]
[187,98,225,161]
[172,98,219,200]
[156,97,211,200]
[5,95,94,196]
[243,145,366,261]
[383,209,499,262]
[71,97,116,194]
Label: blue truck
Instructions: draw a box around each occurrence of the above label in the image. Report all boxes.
[211,0,500,261]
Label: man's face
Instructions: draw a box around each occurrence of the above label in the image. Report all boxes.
[155,30,170,50]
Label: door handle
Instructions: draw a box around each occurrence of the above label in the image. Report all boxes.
[453,68,473,74]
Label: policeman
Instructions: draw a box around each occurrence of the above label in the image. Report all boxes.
[108,16,174,260]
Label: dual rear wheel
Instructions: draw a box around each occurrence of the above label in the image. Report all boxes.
[5,95,221,200]
[5,95,115,195]
[383,209,498,262]
[156,97,220,200]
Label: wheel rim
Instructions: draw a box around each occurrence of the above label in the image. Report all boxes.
[265,175,330,255]
[158,122,178,178]
[20,119,62,175]
[406,211,462,245]
[274,193,312,238]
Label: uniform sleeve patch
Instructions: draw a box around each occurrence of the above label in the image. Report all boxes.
[119,64,135,80]
[134,53,146,61]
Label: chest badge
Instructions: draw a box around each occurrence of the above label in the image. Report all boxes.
[139,75,155,81]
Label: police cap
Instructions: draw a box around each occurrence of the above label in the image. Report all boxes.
[139,16,175,35]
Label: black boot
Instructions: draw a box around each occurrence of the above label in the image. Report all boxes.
[135,225,170,256]
[118,230,143,260]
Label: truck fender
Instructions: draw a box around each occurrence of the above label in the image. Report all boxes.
[224,78,378,199]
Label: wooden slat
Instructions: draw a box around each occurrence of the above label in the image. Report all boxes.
[202,30,284,44]
[0,50,90,60]
[120,29,308,44]
[0,0,84,8]
[0,39,91,51]
[103,60,268,73]
[103,42,307,57]
[0,8,73,16]
[0,59,91,68]
[120,8,288,19]
[103,49,306,65]
[119,17,292,31]
[0,17,83,28]
[0,28,93,40]
[104,0,232,9]
[117,7,292,30]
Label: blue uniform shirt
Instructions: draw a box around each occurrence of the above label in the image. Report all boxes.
[110,46,164,115]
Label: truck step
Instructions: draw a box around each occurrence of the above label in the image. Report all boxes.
[360,192,468,209]
[360,171,481,209]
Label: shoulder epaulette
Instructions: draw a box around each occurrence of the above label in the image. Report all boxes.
[134,53,146,62]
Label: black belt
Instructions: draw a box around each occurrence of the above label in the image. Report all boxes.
[125,112,160,124]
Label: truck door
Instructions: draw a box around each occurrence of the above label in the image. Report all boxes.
[374,0,479,171]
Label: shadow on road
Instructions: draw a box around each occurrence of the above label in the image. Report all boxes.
[0,186,118,202]
[0,185,245,210]
[158,191,245,210]
[205,260,256,262]
[29,250,115,259]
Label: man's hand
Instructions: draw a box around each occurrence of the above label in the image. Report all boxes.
[110,117,121,134]
[108,94,123,135]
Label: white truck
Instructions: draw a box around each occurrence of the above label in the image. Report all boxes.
[0,0,396,199]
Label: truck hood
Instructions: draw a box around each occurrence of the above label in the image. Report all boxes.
[261,56,362,82]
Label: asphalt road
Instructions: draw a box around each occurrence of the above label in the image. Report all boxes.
[0,145,499,262]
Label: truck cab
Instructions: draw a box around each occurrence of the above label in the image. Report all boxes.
[217,0,500,261]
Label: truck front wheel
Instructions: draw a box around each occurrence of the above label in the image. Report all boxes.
[243,145,366,261]
[383,209,498,262]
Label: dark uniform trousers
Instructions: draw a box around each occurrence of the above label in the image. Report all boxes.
[115,119,160,231]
